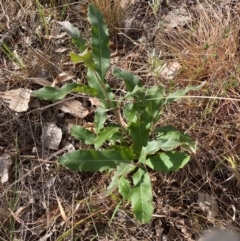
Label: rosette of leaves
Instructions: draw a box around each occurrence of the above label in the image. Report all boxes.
[32,4,204,223]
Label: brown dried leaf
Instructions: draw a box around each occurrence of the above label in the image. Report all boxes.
[63,141,75,152]
[30,77,52,86]
[197,192,218,218]
[0,88,32,112]
[41,123,62,150]
[163,6,192,29]
[54,188,70,224]
[89,97,101,107]
[43,31,67,40]
[57,99,89,118]
[0,153,12,183]
[54,47,68,53]
[83,122,96,133]
[54,71,75,83]
[160,61,181,80]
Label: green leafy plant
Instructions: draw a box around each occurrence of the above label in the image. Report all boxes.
[32,4,204,224]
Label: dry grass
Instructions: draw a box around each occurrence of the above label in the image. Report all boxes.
[155,0,240,85]
[152,0,240,237]
[0,0,240,240]
[154,0,240,157]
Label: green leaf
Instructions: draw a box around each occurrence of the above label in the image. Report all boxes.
[145,151,190,172]
[88,4,110,80]
[94,107,107,134]
[71,50,95,69]
[130,168,153,223]
[165,81,206,104]
[123,85,145,100]
[86,5,115,107]
[58,149,131,171]
[109,132,123,145]
[140,126,195,162]
[123,103,138,124]
[100,163,135,198]
[70,125,96,144]
[100,175,118,198]
[128,118,151,156]
[123,86,165,128]
[71,85,98,96]
[94,127,119,149]
[113,68,142,92]
[119,176,131,201]
[113,68,146,101]
[153,125,179,134]
[155,132,181,151]
[109,146,136,160]
[87,69,115,107]
[154,125,197,153]
[179,133,197,153]
[139,138,180,163]
[58,21,86,51]
[59,6,115,109]
[31,83,79,102]
[144,85,165,119]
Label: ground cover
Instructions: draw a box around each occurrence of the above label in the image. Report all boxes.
[0,0,240,240]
